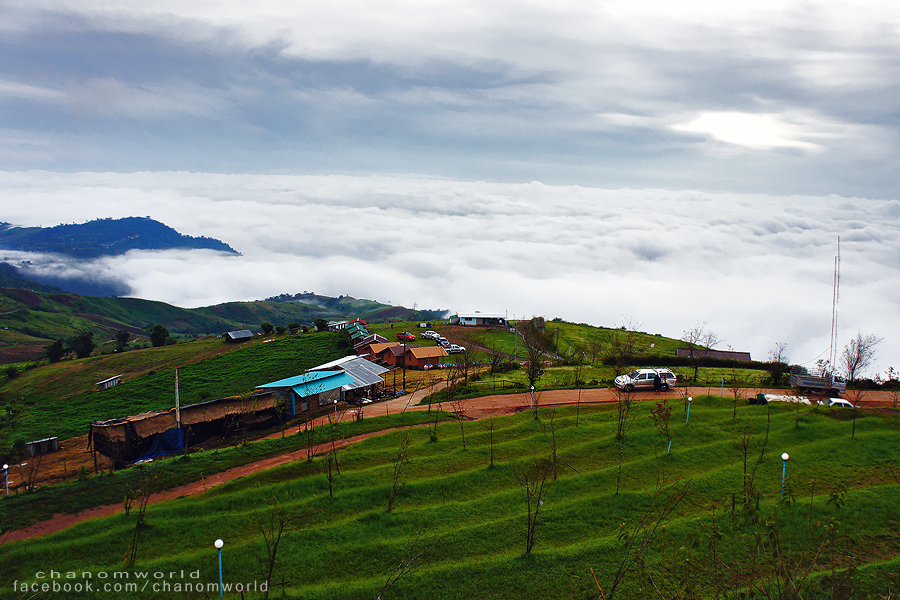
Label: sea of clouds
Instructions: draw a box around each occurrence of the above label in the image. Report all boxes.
[2,171,898,375]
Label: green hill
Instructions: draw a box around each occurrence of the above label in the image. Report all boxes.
[2,332,349,442]
[0,289,419,365]
[4,399,899,599]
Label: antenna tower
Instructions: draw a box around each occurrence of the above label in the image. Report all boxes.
[828,237,841,369]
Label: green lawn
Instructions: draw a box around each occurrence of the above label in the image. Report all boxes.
[5,398,899,599]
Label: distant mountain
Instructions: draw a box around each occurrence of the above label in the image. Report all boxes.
[0,217,239,258]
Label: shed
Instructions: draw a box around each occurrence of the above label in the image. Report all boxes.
[225,329,254,342]
[96,375,123,390]
[26,436,59,456]
[454,312,507,327]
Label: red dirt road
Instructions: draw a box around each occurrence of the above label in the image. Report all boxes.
[4,385,895,544]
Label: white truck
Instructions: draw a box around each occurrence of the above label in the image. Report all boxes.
[788,367,847,396]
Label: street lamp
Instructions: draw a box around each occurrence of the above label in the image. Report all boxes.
[781,453,790,498]
[3,464,7,497]
[214,539,224,600]
[685,397,693,425]
[530,386,535,411]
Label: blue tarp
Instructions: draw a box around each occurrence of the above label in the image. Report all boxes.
[135,427,183,462]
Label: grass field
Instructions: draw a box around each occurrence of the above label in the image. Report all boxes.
[4,397,899,599]
[3,333,349,442]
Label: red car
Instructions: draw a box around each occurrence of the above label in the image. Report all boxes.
[396,332,416,342]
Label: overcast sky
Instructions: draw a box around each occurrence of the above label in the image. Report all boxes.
[1,1,899,374]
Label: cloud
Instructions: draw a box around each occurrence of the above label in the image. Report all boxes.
[1,1,899,195]
[1,170,898,375]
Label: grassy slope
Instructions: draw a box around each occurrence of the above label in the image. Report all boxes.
[3,333,348,442]
[5,399,899,599]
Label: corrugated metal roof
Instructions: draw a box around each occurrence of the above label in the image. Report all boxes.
[226,329,255,340]
[256,371,356,397]
[309,356,389,390]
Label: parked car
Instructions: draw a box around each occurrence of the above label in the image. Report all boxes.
[421,330,439,340]
[437,337,449,347]
[447,344,465,354]
[396,332,416,342]
[820,398,855,409]
[614,368,677,392]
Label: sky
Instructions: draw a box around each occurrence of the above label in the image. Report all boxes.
[1,1,899,375]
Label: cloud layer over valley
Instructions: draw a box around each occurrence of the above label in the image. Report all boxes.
[2,171,897,374]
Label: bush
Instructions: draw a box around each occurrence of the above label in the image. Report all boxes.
[5,366,19,379]
[495,361,521,374]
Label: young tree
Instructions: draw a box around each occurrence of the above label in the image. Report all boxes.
[614,388,636,494]
[323,448,339,498]
[314,318,328,332]
[71,330,95,359]
[387,432,413,512]
[254,493,301,599]
[448,396,468,450]
[649,398,674,453]
[376,530,438,600]
[841,331,883,382]
[261,322,274,335]
[511,456,555,554]
[681,322,720,383]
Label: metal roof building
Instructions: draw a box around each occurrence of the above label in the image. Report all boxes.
[225,329,255,342]
[309,356,390,391]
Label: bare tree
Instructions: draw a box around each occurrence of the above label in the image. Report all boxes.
[387,432,413,512]
[649,399,674,454]
[841,331,883,382]
[323,448,339,498]
[846,388,869,438]
[511,456,555,554]
[614,388,636,494]
[730,367,747,420]
[681,322,720,383]
[593,478,693,600]
[603,321,649,378]
[518,319,551,408]
[448,396,468,450]
[376,530,438,600]
[766,342,790,386]
[254,493,301,599]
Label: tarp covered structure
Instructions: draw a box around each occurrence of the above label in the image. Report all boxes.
[90,391,279,467]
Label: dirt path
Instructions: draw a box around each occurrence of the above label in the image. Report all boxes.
[5,385,895,544]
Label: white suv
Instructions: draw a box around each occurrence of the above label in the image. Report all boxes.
[614,368,677,392]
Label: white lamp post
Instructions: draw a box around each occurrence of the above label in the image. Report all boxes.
[781,453,790,498]
[530,386,535,411]
[686,397,693,425]
[2,464,7,497]
[214,539,224,599]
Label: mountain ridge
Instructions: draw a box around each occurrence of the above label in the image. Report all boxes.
[0,216,239,258]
